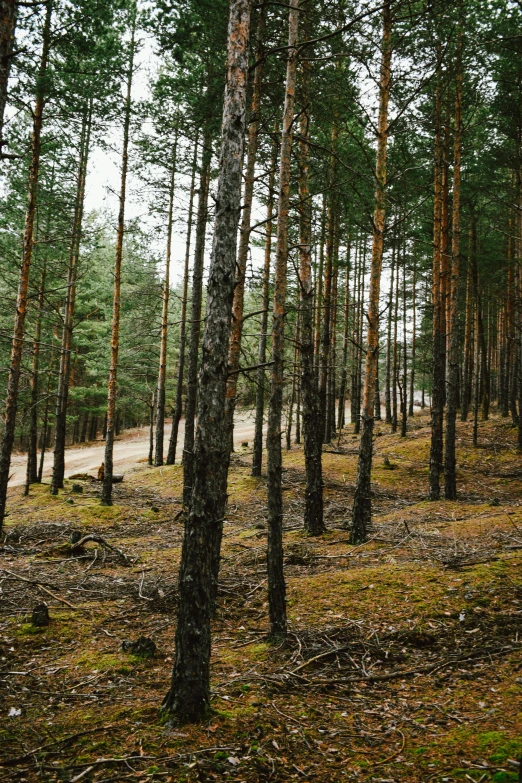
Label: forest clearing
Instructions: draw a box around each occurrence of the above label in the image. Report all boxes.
[1,0,522,779]
[1,414,521,781]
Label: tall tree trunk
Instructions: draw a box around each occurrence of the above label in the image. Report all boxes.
[162,0,253,723]
[401,250,407,437]
[385,243,395,424]
[25,259,47,491]
[166,135,198,465]
[319,123,339,442]
[182,129,212,506]
[392,240,399,432]
[429,72,444,501]
[0,0,52,534]
[408,253,416,416]
[51,103,91,494]
[266,0,299,637]
[444,29,463,500]
[298,16,325,533]
[101,7,136,506]
[155,131,178,466]
[313,196,326,375]
[224,5,266,443]
[252,128,277,477]
[350,0,392,545]
[0,0,17,156]
[461,234,473,421]
[338,241,351,430]
[38,354,54,484]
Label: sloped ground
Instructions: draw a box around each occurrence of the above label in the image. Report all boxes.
[0,413,521,782]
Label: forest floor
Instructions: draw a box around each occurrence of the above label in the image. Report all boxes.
[0,411,521,783]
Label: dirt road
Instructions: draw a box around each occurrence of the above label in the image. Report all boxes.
[8,413,260,488]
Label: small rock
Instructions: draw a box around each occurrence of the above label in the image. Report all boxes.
[31,603,49,627]
[121,637,156,657]
[66,497,74,504]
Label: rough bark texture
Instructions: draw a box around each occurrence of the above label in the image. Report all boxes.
[252,129,277,477]
[155,135,178,467]
[338,242,351,430]
[26,260,47,489]
[444,30,463,500]
[162,0,253,723]
[224,6,266,444]
[51,105,91,494]
[266,0,299,638]
[297,4,324,535]
[318,123,339,443]
[167,136,198,466]
[101,10,135,506]
[385,243,395,424]
[429,74,444,501]
[0,0,17,154]
[182,131,211,506]
[350,0,391,545]
[0,0,52,534]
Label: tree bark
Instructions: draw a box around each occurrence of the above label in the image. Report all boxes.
[319,123,339,442]
[25,259,47,491]
[182,129,212,507]
[408,253,416,416]
[162,0,253,723]
[101,7,136,506]
[266,0,299,637]
[0,0,52,534]
[224,5,266,443]
[444,28,463,500]
[385,241,395,424]
[297,15,324,534]
[51,103,91,494]
[429,72,444,501]
[350,0,392,545]
[338,240,351,430]
[252,128,278,477]
[0,0,17,155]
[166,135,198,465]
[155,130,178,466]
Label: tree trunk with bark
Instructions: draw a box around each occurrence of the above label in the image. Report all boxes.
[155,132,178,466]
[51,104,91,494]
[101,8,136,506]
[0,0,17,156]
[429,73,444,501]
[444,29,463,500]
[182,130,212,506]
[162,0,253,723]
[266,0,299,637]
[297,17,325,532]
[166,135,198,465]
[0,0,52,534]
[252,129,277,477]
[224,5,266,445]
[350,0,392,545]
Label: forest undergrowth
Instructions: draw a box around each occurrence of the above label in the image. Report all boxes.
[1,413,521,783]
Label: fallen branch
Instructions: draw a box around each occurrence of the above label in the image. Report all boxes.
[1,569,81,611]
[71,534,132,565]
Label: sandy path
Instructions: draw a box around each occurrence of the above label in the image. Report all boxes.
[8,413,261,488]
